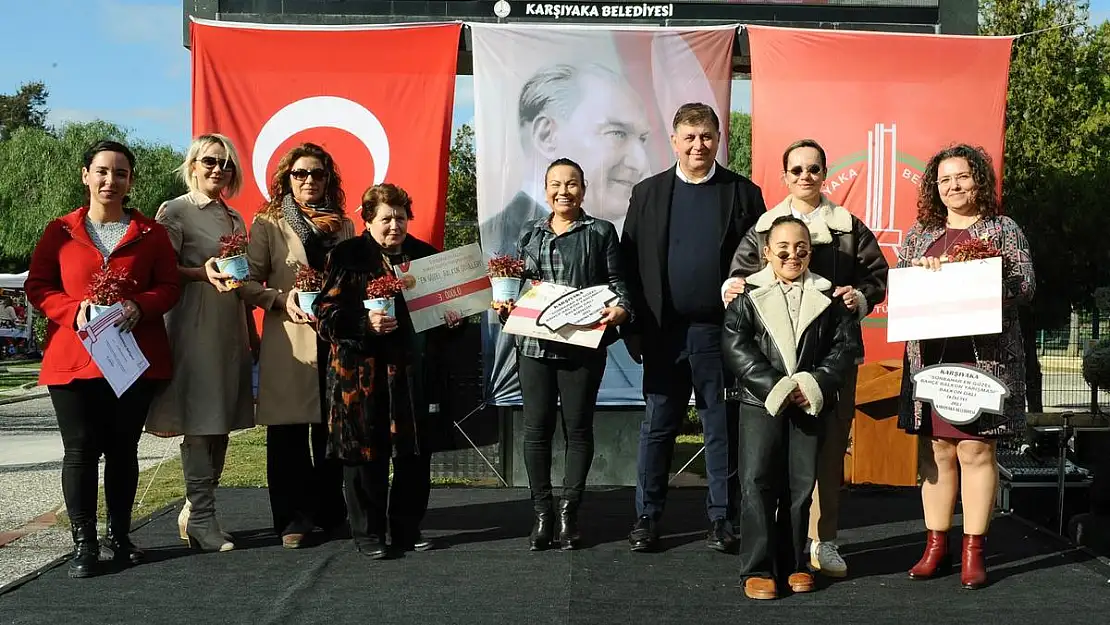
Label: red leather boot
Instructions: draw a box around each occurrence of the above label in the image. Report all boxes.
[908,530,951,579]
[960,534,987,589]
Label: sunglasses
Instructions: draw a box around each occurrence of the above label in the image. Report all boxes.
[199,156,235,171]
[787,165,823,177]
[290,168,328,181]
[775,249,810,261]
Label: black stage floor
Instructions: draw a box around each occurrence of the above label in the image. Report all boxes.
[2,487,1109,624]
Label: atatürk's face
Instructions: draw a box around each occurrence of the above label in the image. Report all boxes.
[553,75,651,228]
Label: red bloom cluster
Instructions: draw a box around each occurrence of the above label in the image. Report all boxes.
[948,236,1002,263]
[487,254,525,278]
[86,266,136,306]
[217,232,249,258]
[292,263,323,292]
[365,274,406,299]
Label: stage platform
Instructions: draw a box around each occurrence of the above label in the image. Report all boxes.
[2,487,1109,624]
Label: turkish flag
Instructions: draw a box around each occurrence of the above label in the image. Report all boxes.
[191,21,462,247]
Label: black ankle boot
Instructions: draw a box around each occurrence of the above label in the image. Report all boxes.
[529,504,555,551]
[69,521,100,579]
[102,523,145,566]
[558,499,581,550]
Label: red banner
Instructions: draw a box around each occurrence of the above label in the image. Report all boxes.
[748,26,1013,362]
[191,21,462,247]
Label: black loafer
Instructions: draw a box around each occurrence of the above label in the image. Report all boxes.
[628,515,658,552]
[706,519,737,553]
[356,536,389,560]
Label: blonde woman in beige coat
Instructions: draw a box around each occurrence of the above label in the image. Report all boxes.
[240,143,354,549]
[147,134,256,553]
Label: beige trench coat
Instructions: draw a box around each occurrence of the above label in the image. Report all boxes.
[239,210,354,426]
[146,192,255,436]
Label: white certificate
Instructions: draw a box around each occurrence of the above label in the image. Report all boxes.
[887,256,1002,343]
[77,303,150,397]
[392,243,492,333]
[503,281,610,349]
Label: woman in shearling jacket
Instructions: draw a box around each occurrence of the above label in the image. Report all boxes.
[722,215,860,601]
[724,139,888,579]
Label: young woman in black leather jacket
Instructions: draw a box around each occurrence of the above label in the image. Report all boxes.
[722,215,860,600]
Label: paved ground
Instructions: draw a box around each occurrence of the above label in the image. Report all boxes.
[0,396,182,589]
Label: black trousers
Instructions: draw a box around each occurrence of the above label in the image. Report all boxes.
[518,352,607,506]
[636,322,735,522]
[736,404,822,580]
[342,454,432,547]
[49,379,155,529]
[266,422,346,536]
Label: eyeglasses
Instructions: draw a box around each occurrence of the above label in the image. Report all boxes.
[787,165,823,177]
[937,172,973,187]
[775,249,810,261]
[290,168,328,181]
[198,156,235,171]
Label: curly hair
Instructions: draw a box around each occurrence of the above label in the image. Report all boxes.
[263,142,345,217]
[916,144,999,230]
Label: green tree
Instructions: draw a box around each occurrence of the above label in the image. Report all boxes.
[0,82,49,140]
[980,0,1110,328]
[444,123,478,250]
[0,121,186,272]
[727,111,752,177]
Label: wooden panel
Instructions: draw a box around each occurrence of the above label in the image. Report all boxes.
[843,361,920,487]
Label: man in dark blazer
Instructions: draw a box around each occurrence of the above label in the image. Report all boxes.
[621,102,766,552]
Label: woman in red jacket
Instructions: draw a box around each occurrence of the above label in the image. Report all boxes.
[25,140,180,578]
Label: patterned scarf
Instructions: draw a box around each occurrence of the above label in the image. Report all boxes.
[282,193,342,271]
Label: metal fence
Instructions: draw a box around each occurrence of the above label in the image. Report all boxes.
[1035,311,1104,412]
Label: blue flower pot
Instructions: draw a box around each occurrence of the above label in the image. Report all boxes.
[216,254,249,281]
[298,291,320,315]
[363,297,395,317]
[490,277,522,303]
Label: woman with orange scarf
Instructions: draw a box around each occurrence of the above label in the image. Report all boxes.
[240,143,355,548]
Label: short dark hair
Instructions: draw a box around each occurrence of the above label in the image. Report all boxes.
[360,183,414,222]
[672,103,720,133]
[782,139,827,172]
[545,158,586,185]
[916,144,1000,230]
[82,140,135,173]
[767,215,812,243]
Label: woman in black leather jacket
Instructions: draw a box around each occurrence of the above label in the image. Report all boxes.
[722,215,860,600]
[493,158,632,551]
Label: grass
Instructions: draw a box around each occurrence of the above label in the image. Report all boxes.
[674,433,707,477]
[0,360,40,391]
[55,426,477,528]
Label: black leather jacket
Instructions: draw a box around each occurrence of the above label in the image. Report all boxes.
[516,212,633,344]
[722,267,861,415]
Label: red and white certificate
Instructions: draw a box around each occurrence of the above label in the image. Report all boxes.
[887,256,1002,342]
[393,243,492,333]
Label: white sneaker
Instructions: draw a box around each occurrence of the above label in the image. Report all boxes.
[810,541,848,578]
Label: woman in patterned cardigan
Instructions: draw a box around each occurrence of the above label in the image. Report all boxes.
[896,144,1034,590]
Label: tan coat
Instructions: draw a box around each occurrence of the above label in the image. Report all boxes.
[239,210,354,426]
[146,192,255,436]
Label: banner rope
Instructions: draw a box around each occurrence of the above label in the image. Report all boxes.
[1011,20,1087,40]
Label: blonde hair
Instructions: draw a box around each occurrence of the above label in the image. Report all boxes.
[178,133,243,198]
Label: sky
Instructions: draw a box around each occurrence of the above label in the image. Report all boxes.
[1,0,1107,150]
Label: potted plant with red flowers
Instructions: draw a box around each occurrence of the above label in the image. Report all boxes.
[487,254,525,304]
[292,262,323,315]
[86,266,136,321]
[364,274,406,318]
[215,232,250,288]
[945,234,1003,264]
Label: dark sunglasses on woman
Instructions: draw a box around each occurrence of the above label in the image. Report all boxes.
[788,165,823,177]
[199,156,235,171]
[776,249,810,261]
[290,168,328,181]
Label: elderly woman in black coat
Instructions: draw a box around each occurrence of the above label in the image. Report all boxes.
[315,183,461,559]
[722,215,860,601]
